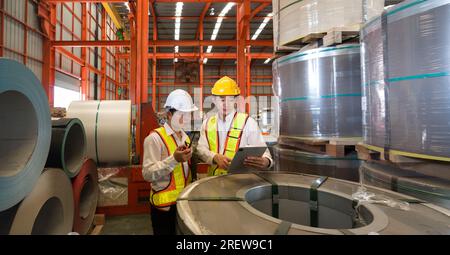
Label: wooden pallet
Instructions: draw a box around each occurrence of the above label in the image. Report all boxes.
[282,25,361,49]
[356,143,450,180]
[88,214,105,235]
[279,137,362,157]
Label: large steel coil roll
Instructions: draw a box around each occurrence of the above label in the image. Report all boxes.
[72,159,99,234]
[177,173,450,235]
[360,162,450,210]
[46,118,86,178]
[273,145,360,182]
[273,45,362,143]
[0,169,74,234]
[67,100,132,165]
[361,0,450,160]
[272,0,384,50]
[0,59,51,212]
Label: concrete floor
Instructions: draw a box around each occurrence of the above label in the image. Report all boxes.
[101,214,153,235]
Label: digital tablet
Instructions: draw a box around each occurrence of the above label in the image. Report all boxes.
[228,146,267,174]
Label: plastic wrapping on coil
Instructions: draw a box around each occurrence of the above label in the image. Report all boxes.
[273,44,363,140]
[361,0,450,159]
[272,0,385,50]
[97,168,128,207]
[360,162,450,209]
[273,145,361,182]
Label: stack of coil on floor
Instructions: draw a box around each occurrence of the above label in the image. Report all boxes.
[359,0,450,210]
[361,0,450,160]
[0,59,99,235]
[272,45,363,180]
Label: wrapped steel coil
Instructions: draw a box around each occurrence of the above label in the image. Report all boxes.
[67,100,132,165]
[360,162,450,209]
[273,44,363,141]
[72,159,99,234]
[177,172,450,235]
[273,145,360,182]
[272,0,384,50]
[46,118,86,178]
[0,169,74,234]
[0,59,51,212]
[361,0,450,160]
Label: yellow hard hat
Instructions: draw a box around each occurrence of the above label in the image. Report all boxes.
[211,76,241,96]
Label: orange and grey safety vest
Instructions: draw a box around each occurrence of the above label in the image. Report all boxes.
[206,112,249,176]
[150,126,191,208]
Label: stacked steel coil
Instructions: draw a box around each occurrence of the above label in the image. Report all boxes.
[272,45,363,180]
[361,0,450,160]
[0,59,98,235]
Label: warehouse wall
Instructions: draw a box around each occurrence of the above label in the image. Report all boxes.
[55,2,129,101]
[0,1,129,103]
[1,0,44,81]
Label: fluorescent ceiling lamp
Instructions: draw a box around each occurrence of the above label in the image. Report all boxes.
[174,58,178,63]
[175,46,179,53]
[125,3,130,11]
[203,58,208,64]
[174,2,183,41]
[264,58,271,64]
[251,13,272,40]
[208,3,235,53]
[219,3,235,17]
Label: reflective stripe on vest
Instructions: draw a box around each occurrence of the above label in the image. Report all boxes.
[150,127,191,208]
[206,112,249,176]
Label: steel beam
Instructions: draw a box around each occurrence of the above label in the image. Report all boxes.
[237,0,250,102]
[41,3,56,107]
[52,39,273,47]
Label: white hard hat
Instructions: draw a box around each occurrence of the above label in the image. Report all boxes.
[164,89,198,112]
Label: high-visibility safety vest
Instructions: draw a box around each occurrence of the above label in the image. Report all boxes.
[206,112,249,176]
[150,127,191,208]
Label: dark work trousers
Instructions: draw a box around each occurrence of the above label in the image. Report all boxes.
[150,204,177,235]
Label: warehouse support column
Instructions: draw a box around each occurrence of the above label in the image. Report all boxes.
[150,1,157,110]
[237,0,250,112]
[198,3,210,112]
[81,3,88,100]
[101,7,107,100]
[139,0,149,104]
[40,2,56,107]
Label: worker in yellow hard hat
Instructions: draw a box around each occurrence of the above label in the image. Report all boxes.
[197,76,273,176]
[142,89,198,235]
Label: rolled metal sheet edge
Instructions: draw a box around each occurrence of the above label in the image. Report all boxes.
[0,58,51,212]
[46,118,87,178]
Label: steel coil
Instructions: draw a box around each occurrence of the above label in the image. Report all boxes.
[0,169,74,234]
[67,100,131,165]
[362,0,450,159]
[0,59,51,211]
[46,118,86,178]
[272,0,384,50]
[273,145,360,182]
[72,159,99,234]
[273,45,362,140]
[360,162,450,209]
[177,172,450,235]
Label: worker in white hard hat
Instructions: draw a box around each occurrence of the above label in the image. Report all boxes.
[142,89,198,235]
[196,76,273,176]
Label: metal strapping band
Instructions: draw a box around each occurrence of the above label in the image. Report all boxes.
[338,229,356,235]
[310,176,328,228]
[254,173,280,218]
[274,221,292,235]
[381,10,391,161]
